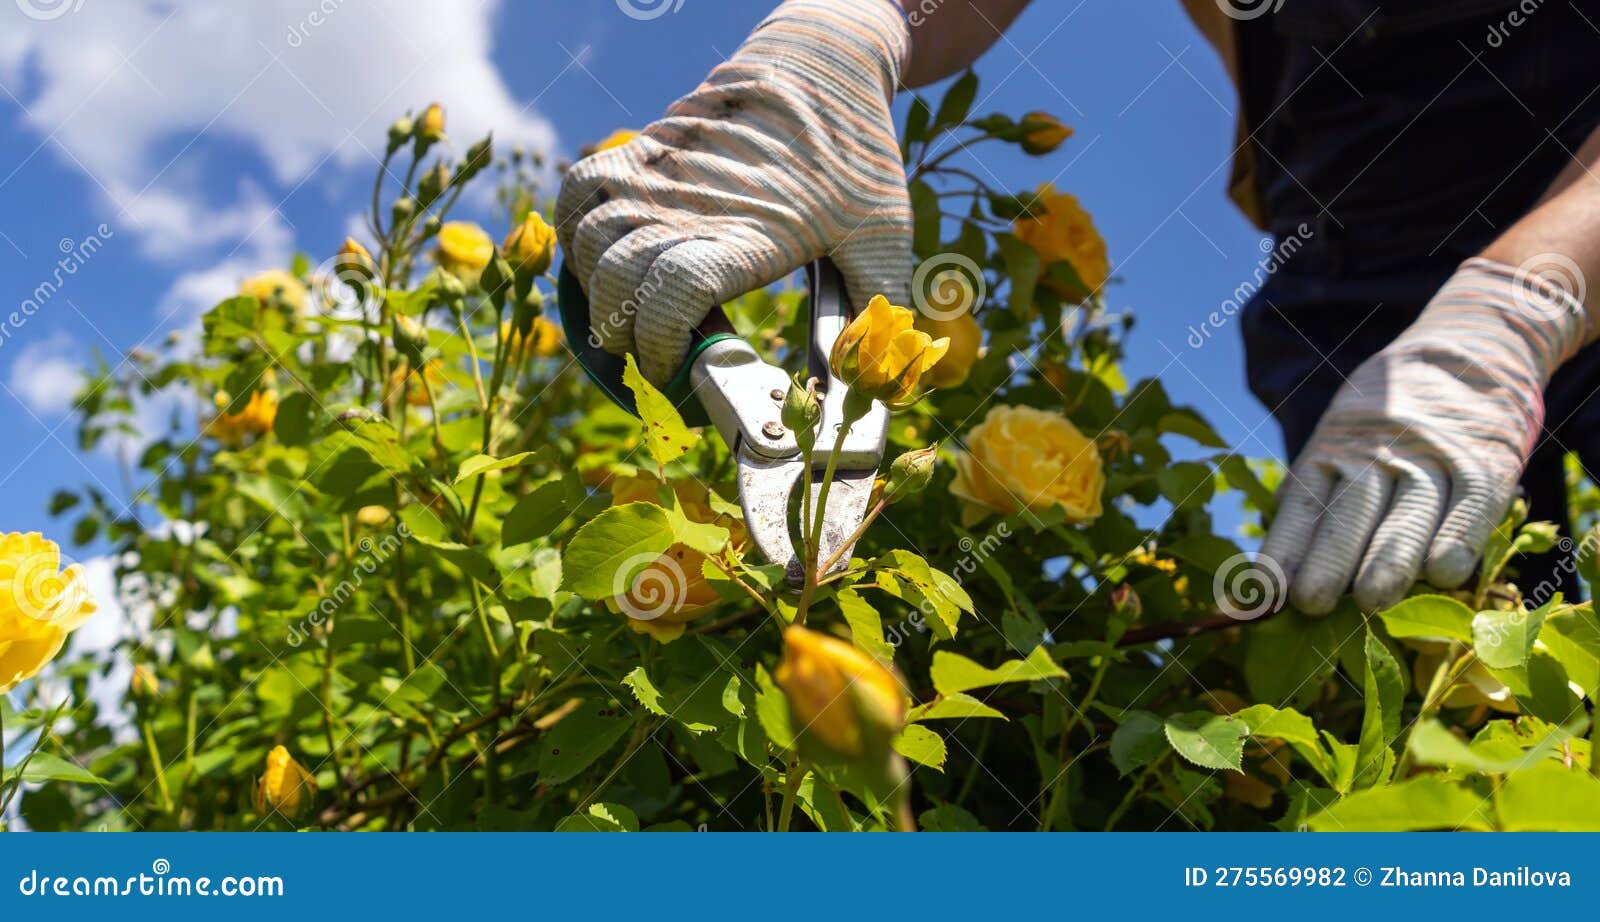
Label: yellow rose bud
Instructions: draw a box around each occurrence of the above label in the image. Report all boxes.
[434,221,494,283]
[238,269,308,314]
[417,102,446,142]
[393,314,429,365]
[775,626,905,760]
[915,311,982,389]
[254,745,317,818]
[585,128,638,156]
[337,236,374,274]
[1019,111,1073,156]
[950,404,1104,527]
[884,446,938,503]
[501,315,565,364]
[829,295,950,409]
[355,505,392,527]
[417,161,451,207]
[1013,183,1110,298]
[130,663,159,699]
[0,532,97,693]
[502,211,556,278]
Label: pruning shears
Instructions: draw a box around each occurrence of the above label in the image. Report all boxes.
[557,258,888,584]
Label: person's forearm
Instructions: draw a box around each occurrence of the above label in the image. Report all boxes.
[1481,127,1600,320]
[896,0,1031,87]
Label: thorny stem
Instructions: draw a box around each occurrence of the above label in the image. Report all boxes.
[1104,752,1171,831]
[796,398,867,625]
[776,754,805,832]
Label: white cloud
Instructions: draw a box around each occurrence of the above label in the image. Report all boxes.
[5,331,83,416]
[1,0,557,259]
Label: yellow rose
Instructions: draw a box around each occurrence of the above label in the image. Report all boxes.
[502,211,555,277]
[586,128,638,156]
[950,404,1104,527]
[208,389,279,444]
[355,505,392,527]
[1013,183,1109,297]
[0,532,96,693]
[435,222,494,282]
[417,102,446,142]
[605,475,747,643]
[1019,111,1073,156]
[254,745,317,818]
[916,311,982,389]
[830,295,950,408]
[774,625,905,760]
[238,270,308,314]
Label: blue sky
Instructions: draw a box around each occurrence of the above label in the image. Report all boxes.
[0,0,1273,550]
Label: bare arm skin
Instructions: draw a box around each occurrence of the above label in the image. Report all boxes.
[896,0,1032,87]
[1482,127,1600,317]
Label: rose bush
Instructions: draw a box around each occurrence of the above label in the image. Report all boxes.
[7,74,1600,832]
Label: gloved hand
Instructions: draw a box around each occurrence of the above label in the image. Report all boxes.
[1260,257,1592,614]
[555,0,913,384]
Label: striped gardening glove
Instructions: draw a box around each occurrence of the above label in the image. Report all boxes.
[1260,257,1593,614]
[555,0,913,384]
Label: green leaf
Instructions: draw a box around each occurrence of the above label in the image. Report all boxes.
[1496,762,1600,830]
[411,535,499,586]
[555,802,639,832]
[1355,628,1403,788]
[622,353,696,467]
[929,646,1065,697]
[1407,718,1579,774]
[560,502,676,600]
[1156,460,1213,509]
[932,70,978,131]
[1472,595,1555,670]
[1216,454,1275,515]
[918,804,987,831]
[1540,607,1600,695]
[894,724,947,771]
[537,700,635,785]
[1163,712,1247,773]
[754,664,796,751]
[1305,777,1492,831]
[272,390,316,446]
[1156,411,1226,448]
[909,179,940,260]
[1242,607,1350,707]
[1376,594,1474,642]
[836,588,892,661]
[994,232,1040,320]
[900,95,931,161]
[1110,711,1167,776]
[874,549,973,641]
[502,475,584,547]
[453,450,544,484]
[8,752,109,786]
[909,693,1006,722]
